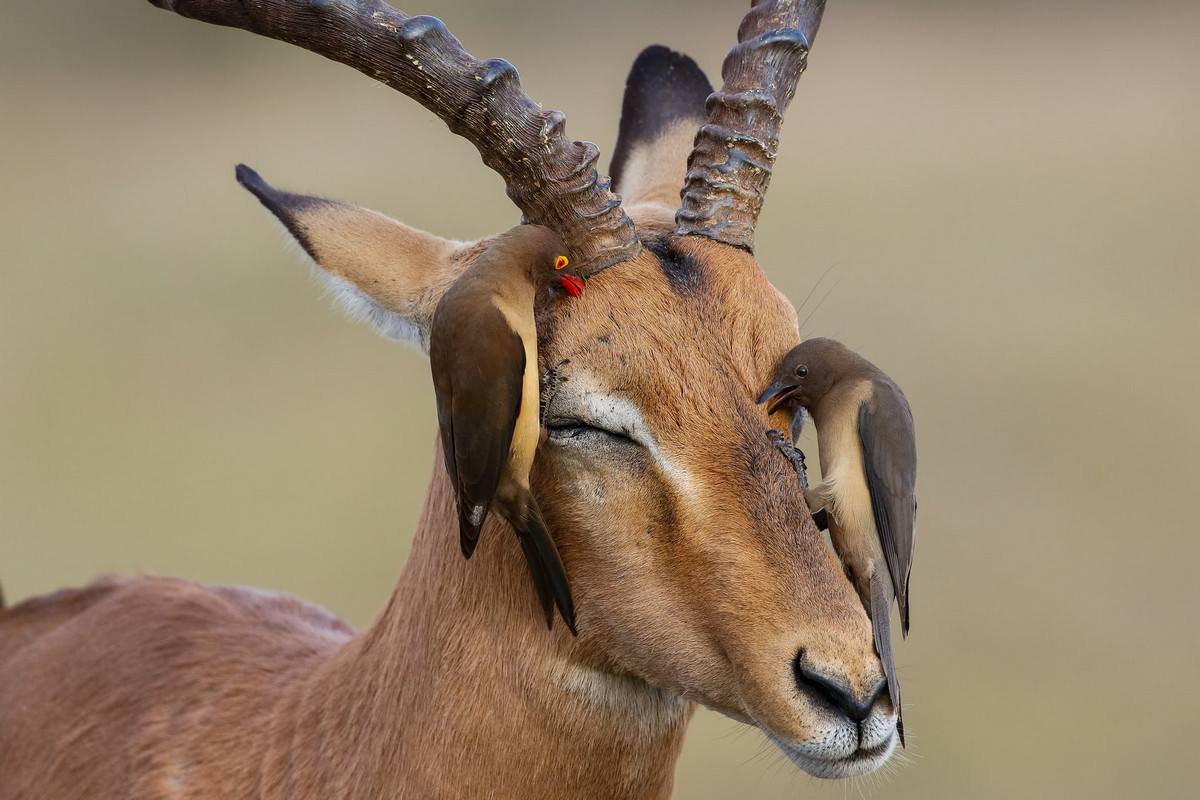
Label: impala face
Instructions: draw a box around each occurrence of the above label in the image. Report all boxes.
[532,234,897,777]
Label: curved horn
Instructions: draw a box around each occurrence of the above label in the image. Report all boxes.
[674,0,827,251]
[147,0,640,276]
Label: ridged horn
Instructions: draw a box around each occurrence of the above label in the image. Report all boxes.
[147,0,640,275]
[675,0,827,252]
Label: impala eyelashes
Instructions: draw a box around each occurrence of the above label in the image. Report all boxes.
[545,419,637,447]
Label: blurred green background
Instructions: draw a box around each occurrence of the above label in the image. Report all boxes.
[2,1,1198,797]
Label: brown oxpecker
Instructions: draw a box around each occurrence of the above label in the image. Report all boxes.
[759,337,916,741]
[430,224,582,633]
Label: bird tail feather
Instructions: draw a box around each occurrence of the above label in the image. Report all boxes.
[457,499,486,559]
[871,568,904,747]
[515,498,577,634]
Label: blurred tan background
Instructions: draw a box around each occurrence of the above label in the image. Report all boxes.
[2,1,1198,797]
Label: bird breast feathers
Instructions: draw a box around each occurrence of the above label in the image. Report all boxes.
[495,301,540,485]
[815,380,880,545]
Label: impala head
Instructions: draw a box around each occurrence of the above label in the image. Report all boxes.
[533,241,895,776]
[205,0,896,778]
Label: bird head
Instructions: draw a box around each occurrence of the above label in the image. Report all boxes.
[757,337,852,416]
[553,254,586,298]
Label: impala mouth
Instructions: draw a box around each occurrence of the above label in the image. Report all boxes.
[757,382,798,415]
[768,728,898,780]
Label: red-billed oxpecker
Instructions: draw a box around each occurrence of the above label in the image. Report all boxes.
[430,224,583,633]
[759,337,916,741]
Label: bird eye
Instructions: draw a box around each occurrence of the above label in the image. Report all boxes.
[795,365,809,378]
[554,255,569,270]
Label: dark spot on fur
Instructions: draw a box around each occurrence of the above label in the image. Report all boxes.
[646,235,704,292]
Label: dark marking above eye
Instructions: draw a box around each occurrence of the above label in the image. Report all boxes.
[646,236,703,292]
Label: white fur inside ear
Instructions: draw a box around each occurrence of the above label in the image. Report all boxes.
[262,209,431,354]
[318,272,428,351]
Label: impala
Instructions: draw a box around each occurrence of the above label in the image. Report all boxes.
[0,1,900,797]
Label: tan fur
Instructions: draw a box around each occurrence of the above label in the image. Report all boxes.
[292,199,488,350]
[619,119,705,219]
[304,202,463,310]
[0,60,897,800]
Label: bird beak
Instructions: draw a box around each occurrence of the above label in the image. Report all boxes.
[559,274,585,298]
[757,382,798,415]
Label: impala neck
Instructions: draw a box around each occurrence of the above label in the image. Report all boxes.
[277,448,693,799]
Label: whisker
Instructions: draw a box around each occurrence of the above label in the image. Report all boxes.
[795,262,839,322]
[799,274,844,338]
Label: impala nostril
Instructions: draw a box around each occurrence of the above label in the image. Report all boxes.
[793,650,880,724]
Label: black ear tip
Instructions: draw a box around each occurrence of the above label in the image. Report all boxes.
[631,44,676,68]
[230,165,324,256]
[234,163,293,213]
[629,45,708,87]
[626,45,714,102]
[235,163,266,192]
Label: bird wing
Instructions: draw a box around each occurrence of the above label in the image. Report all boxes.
[432,304,526,558]
[858,383,917,635]
[870,566,902,743]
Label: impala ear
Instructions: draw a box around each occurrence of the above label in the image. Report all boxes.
[236,164,473,353]
[609,46,712,217]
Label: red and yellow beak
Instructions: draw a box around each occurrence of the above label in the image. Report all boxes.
[559,274,585,298]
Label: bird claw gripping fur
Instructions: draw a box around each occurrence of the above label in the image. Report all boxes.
[766,430,829,530]
[766,428,810,490]
[540,359,570,427]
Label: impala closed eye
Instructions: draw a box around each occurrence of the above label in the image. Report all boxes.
[546,418,638,448]
[543,388,652,454]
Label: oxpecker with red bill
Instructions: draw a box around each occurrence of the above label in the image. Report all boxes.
[430,225,582,633]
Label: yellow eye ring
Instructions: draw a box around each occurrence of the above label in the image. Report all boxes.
[554,255,569,270]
